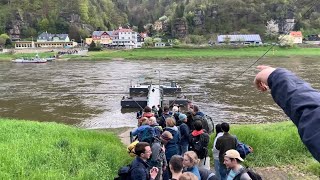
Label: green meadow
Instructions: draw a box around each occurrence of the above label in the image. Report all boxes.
[79,46,320,60]
[0,118,319,178]
[0,52,55,61]
[209,121,320,176]
[0,46,319,61]
[0,119,132,179]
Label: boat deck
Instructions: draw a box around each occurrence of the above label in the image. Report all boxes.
[147,85,161,108]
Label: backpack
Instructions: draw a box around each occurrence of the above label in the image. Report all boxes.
[127,140,139,157]
[236,141,252,159]
[114,165,131,180]
[137,126,156,144]
[193,114,214,134]
[159,113,173,128]
[148,141,165,168]
[233,168,262,180]
[190,133,210,159]
[198,167,218,180]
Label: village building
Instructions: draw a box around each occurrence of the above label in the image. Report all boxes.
[155,42,166,47]
[110,27,138,49]
[14,32,77,49]
[86,31,112,46]
[289,31,303,44]
[217,34,262,45]
[304,34,320,44]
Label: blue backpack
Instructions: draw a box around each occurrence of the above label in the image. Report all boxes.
[138,126,157,144]
[236,141,252,159]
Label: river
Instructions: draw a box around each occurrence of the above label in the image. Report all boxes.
[0,57,319,129]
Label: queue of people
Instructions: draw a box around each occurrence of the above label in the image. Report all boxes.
[117,65,320,180]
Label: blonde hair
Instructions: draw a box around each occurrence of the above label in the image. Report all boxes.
[184,151,199,166]
[139,117,149,126]
[149,117,157,124]
[179,172,198,180]
[166,117,176,127]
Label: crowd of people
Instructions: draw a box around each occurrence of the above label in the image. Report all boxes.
[126,103,253,180]
[117,66,320,180]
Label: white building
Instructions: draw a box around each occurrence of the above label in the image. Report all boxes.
[111,27,138,49]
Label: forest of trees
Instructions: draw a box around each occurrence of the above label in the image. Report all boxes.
[0,0,319,41]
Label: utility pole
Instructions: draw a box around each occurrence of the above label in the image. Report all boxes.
[155,70,160,87]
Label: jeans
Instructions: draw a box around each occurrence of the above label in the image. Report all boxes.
[219,163,228,180]
[214,159,221,180]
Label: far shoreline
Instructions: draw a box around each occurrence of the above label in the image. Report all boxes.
[0,46,319,61]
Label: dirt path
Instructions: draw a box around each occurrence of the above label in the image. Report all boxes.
[118,128,134,146]
[254,166,318,180]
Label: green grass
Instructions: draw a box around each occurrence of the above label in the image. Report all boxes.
[1,46,319,61]
[82,47,320,60]
[209,121,320,176]
[0,52,55,61]
[0,118,319,178]
[0,118,132,179]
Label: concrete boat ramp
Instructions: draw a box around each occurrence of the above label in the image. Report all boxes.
[121,82,189,108]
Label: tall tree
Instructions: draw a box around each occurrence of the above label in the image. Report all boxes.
[138,20,144,33]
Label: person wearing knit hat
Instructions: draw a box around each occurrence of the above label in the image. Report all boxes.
[178,113,190,155]
[160,131,173,143]
[224,149,251,180]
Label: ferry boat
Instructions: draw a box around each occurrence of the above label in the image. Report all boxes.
[121,82,189,108]
[12,54,47,63]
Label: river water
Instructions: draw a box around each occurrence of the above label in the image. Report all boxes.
[0,57,319,129]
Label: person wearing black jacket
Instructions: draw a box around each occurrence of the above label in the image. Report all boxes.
[189,120,210,168]
[130,142,159,180]
[215,122,237,180]
[254,65,320,162]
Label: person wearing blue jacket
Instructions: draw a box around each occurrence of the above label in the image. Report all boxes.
[178,113,190,155]
[254,65,320,162]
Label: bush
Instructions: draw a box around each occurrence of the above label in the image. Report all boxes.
[88,41,101,51]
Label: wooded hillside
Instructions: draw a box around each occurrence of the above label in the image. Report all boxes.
[0,0,319,41]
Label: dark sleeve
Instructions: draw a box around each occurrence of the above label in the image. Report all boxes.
[131,167,147,180]
[181,124,190,140]
[268,68,320,162]
[215,137,221,150]
[151,144,160,163]
[203,133,210,147]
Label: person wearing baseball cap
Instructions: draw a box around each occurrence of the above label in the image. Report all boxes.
[224,149,251,180]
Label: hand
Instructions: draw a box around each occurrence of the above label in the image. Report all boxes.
[150,167,159,179]
[248,146,254,153]
[163,165,166,171]
[254,65,276,91]
[161,146,166,153]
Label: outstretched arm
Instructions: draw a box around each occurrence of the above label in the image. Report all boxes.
[254,66,320,162]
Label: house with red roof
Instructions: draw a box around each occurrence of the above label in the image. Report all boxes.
[111,27,138,49]
[289,31,303,44]
[86,31,112,46]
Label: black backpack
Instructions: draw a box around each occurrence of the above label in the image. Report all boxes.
[114,165,131,180]
[233,168,262,180]
[193,114,214,134]
[190,133,209,159]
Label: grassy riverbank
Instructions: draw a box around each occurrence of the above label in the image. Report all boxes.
[0,119,132,179]
[209,121,320,176]
[0,119,318,178]
[0,52,55,61]
[0,46,319,61]
[76,46,320,60]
